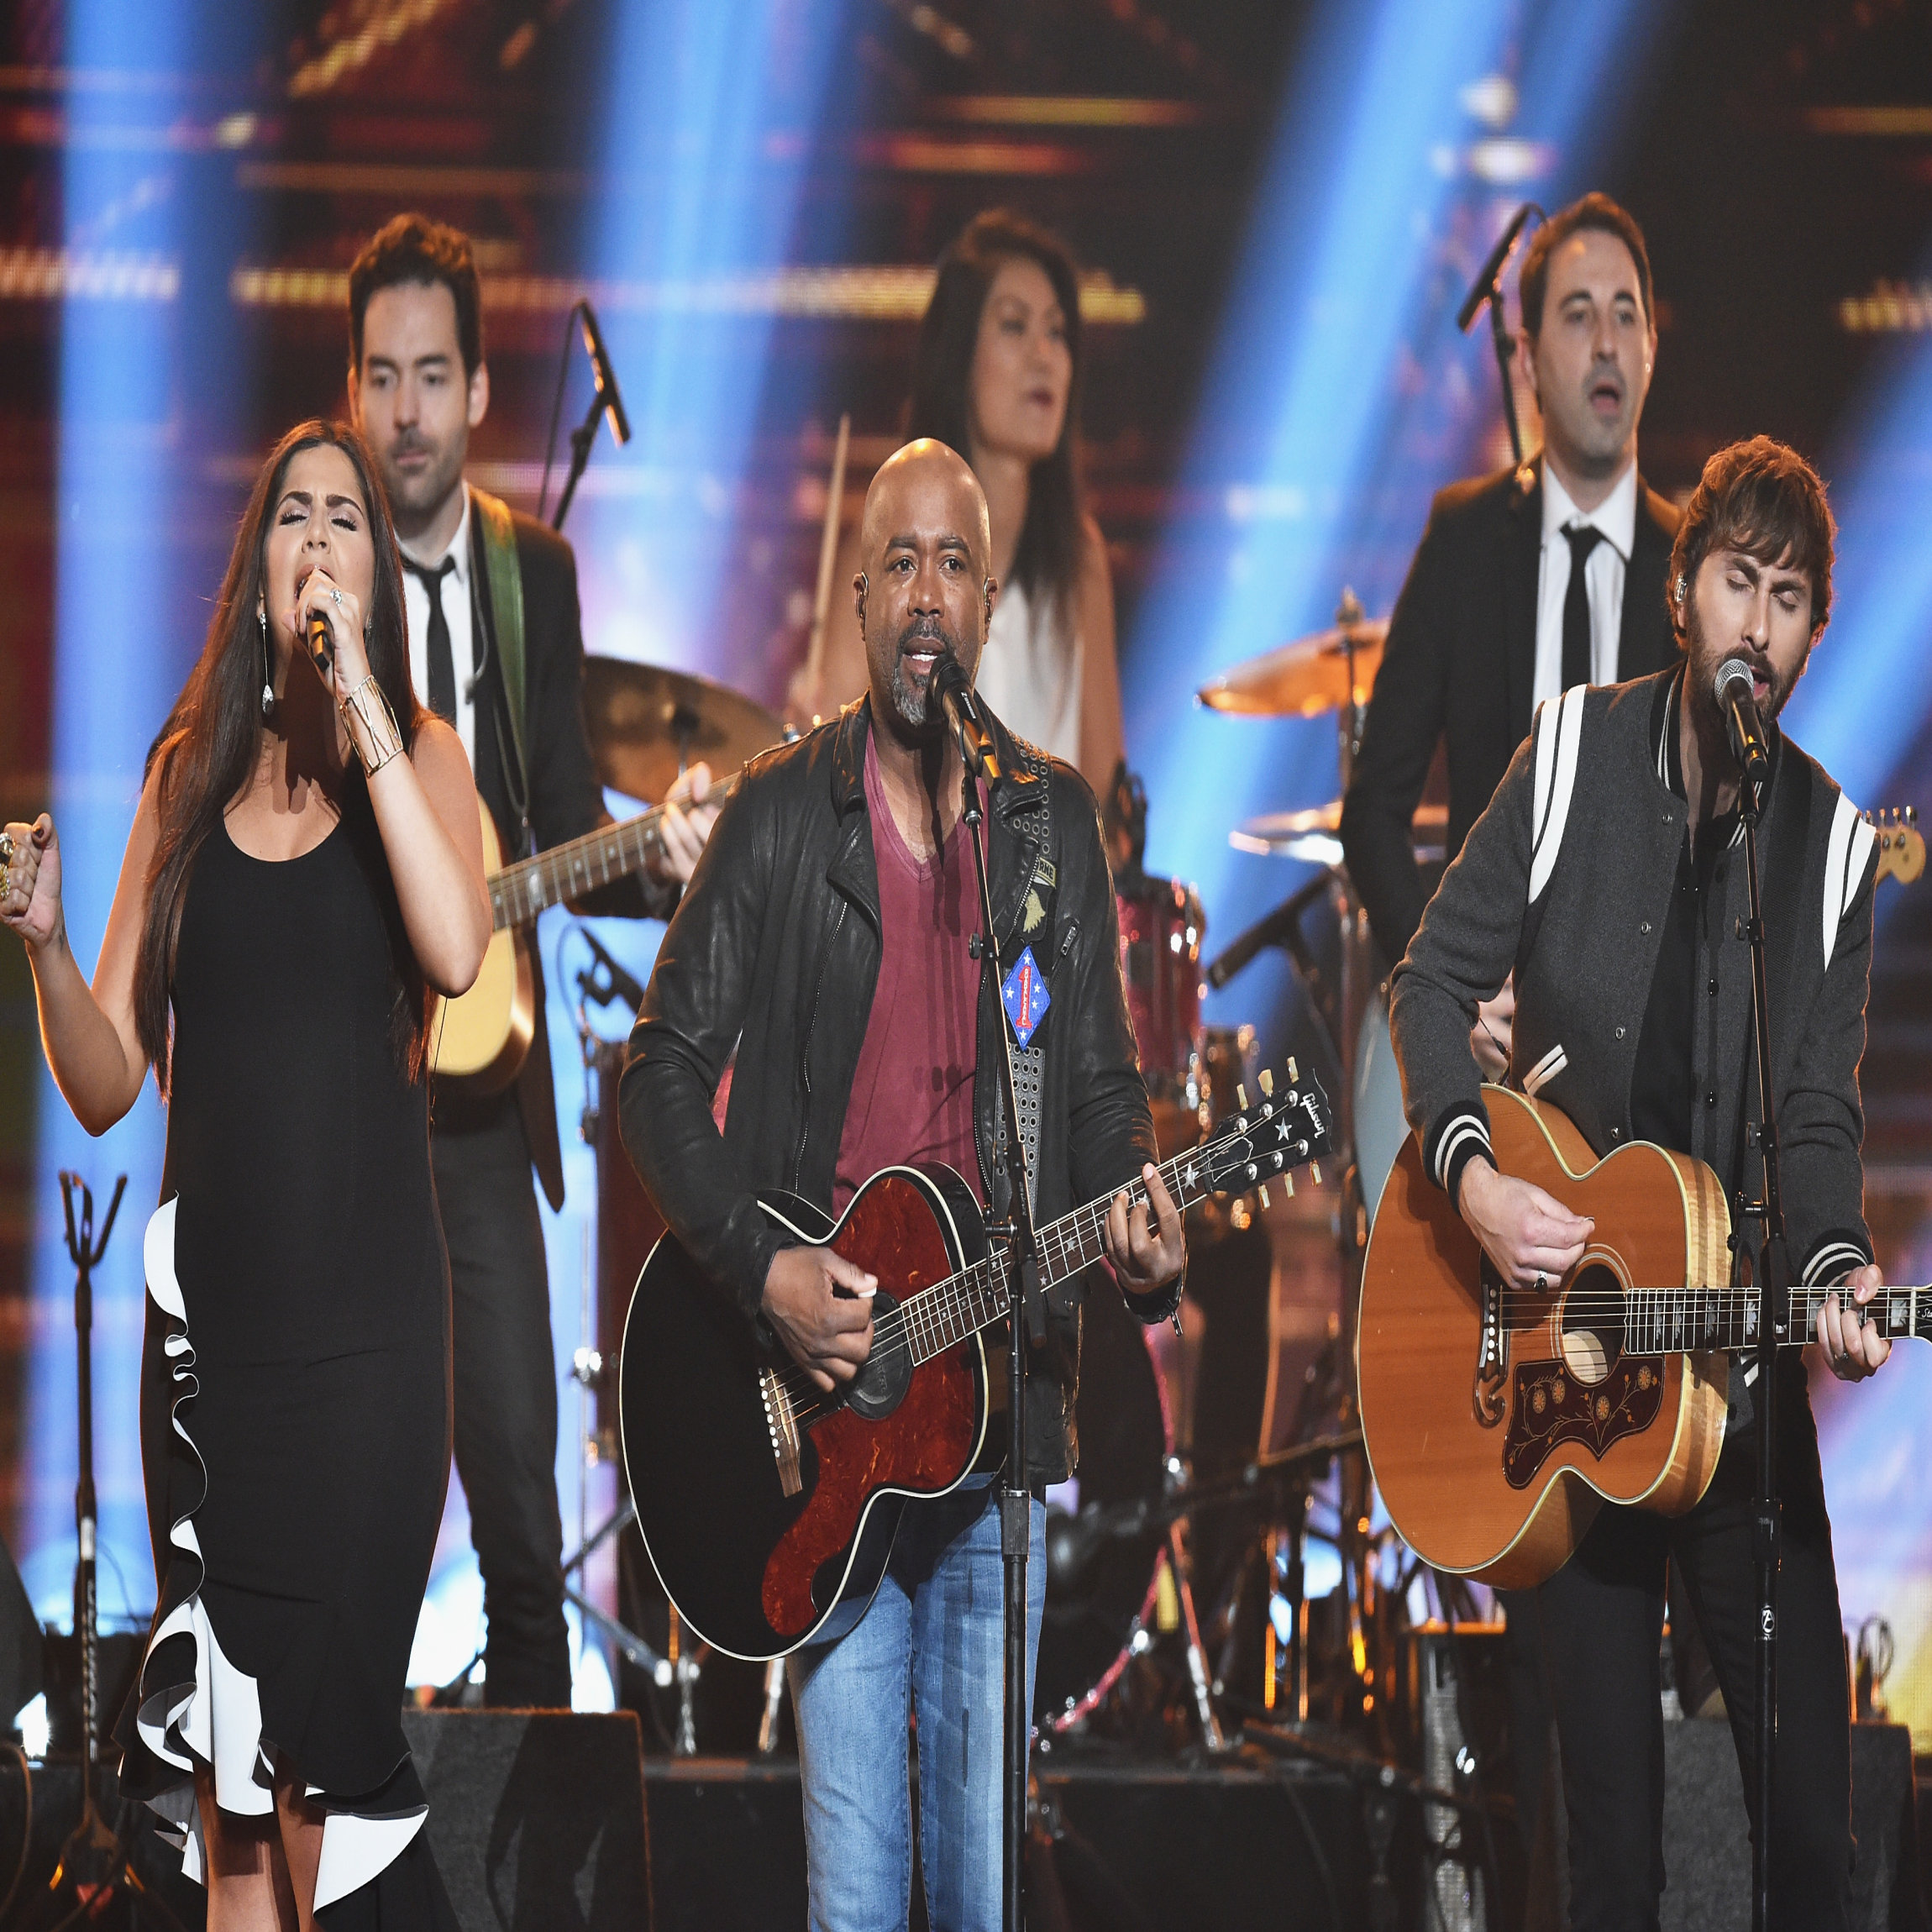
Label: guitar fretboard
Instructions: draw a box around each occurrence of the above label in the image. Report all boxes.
[490,811,668,932]
[487,770,743,932]
[1604,1284,1932,1353]
[891,1100,1320,1366]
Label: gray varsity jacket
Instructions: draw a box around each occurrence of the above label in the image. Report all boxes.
[1389,667,1878,1294]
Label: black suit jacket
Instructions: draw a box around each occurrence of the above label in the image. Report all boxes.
[1339,457,1682,967]
[461,499,655,1208]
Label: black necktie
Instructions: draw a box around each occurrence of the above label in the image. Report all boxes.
[1562,523,1604,690]
[405,555,458,722]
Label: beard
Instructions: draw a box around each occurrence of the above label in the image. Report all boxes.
[378,428,465,529]
[1682,599,1803,760]
[886,615,966,735]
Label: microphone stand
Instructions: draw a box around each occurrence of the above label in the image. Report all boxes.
[1733,752,1787,1932]
[1456,202,1541,468]
[949,715,1045,1932]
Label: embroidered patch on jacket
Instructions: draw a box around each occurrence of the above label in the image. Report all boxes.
[1001,946,1051,1049]
[1021,888,1047,934]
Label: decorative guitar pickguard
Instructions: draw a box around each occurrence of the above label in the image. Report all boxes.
[1502,1357,1666,1488]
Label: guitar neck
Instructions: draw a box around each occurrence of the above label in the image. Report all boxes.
[1620,1283,1932,1354]
[487,770,741,932]
[897,1102,1319,1367]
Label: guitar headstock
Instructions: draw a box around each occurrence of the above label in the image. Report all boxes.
[1187,1064,1334,1205]
[1866,806,1924,887]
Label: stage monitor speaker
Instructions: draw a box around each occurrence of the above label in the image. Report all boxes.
[402,1709,649,1930]
[639,1756,808,1932]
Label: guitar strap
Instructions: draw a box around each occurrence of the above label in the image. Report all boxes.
[470,486,535,857]
[993,738,1054,1221]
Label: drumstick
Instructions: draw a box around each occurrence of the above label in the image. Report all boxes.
[799,412,850,712]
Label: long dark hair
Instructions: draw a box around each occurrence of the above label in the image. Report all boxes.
[907,209,1087,620]
[134,419,429,1089]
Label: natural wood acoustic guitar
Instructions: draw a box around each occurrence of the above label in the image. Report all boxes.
[1357,811,1924,1589]
[430,781,736,1095]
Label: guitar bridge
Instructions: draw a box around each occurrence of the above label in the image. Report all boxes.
[1473,1266,1507,1429]
[760,1366,803,1498]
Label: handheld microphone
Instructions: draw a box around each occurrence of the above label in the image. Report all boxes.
[1714,657,1770,793]
[307,606,334,674]
[929,648,1001,785]
[577,301,633,448]
[1457,202,1541,333]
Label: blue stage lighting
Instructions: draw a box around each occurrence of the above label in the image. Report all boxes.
[569,0,853,686]
[1782,311,1932,811]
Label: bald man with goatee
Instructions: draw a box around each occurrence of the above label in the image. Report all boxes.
[622,440,1184,1929]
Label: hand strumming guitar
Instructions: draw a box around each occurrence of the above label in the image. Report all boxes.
[764,1244,878,1394]
[1458,1157,1593,1292]
[649,761,721,889]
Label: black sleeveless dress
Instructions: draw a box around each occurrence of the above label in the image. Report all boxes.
[117,807,458,1928]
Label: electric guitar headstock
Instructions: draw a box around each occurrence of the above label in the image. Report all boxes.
[1866,806,1924,887]
[1184,1063,1335,1210]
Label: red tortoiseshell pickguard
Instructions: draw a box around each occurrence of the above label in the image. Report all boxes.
[761,1175,983,1637]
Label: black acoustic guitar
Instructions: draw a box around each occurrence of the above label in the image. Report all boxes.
[619,1072,1331,1662]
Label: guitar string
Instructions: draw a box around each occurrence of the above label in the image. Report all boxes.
[762,1116,1321,1412]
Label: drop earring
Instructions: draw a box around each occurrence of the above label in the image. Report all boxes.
[258,602,274,720]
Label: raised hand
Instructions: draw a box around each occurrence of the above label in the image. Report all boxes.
[0,814,62,952]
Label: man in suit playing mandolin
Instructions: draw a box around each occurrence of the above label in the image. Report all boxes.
[1390,437,1890,1929]
[622,439,1184,1929]
[348,214,720,1708]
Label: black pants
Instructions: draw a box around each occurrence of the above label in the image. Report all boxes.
[432,1093,573,1708]
[1536,1359,1853,1931]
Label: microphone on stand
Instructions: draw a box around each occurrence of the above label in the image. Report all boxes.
[577,300,633,449]
[929,648,1002,785]
[1714,656,1771,795]
[1457,202,1541,333]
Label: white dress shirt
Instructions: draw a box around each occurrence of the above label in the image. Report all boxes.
[399,484,479,770]
[1532,459,1639,709]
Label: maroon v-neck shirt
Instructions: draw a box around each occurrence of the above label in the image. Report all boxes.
[832,733,984,1211]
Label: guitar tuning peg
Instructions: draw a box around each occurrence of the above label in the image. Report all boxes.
[1258,1068,1274,1097]
[1236,1084,1249,1110]
[1310,1161,1323,1188]
[1257,1184,1272,1211]
[1283,1172,1294,1197]
[1287,1056,1299,1083]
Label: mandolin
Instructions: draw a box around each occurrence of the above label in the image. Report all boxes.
[1357,1084,1930,1590]
[619,1070,1331,1662]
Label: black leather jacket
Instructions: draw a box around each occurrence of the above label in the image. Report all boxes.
[620,696,1173,1483]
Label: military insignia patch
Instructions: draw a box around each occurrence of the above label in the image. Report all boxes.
[1000,946,1051,1048]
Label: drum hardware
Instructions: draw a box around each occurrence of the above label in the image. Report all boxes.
[581,656,783,806]
[1231,798,1446,868]
[1194,604,1389,722]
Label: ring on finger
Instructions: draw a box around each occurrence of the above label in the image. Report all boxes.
[1533,1273,1548,1294]
[0,832,13,868]
[328,588,346,611]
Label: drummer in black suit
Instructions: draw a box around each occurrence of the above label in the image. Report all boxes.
[1341,192,1681,1063]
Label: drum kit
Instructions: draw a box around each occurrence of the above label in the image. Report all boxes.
[556,585,1441,1767]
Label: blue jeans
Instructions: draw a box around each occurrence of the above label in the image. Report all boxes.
[786,1477,1047,1932]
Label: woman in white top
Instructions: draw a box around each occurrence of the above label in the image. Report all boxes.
[790,210,1126,799]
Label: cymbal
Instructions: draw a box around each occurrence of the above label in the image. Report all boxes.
[1231,800,1446,865]
[582,658,784,803]
[1196,619,1389,719]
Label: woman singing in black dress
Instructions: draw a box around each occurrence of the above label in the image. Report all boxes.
[2,420,489,1929]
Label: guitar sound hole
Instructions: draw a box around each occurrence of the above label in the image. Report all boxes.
[1559,1263,1624,1387]
[843,1290,914,1421]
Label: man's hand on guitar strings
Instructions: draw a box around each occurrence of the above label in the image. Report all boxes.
[1457,1158,1593,1292]
[1819,1264,1891,1382]
[1104,1163,1185,1296]
[651,761,720,887]
[763,1243,878,1393]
